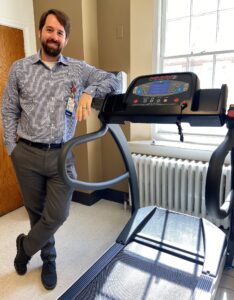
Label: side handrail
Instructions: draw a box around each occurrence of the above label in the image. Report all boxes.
[205,117,234,219]
[58,124,129,190]
[58,122,140,214]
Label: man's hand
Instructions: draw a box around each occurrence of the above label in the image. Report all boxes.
[76,93,92,122]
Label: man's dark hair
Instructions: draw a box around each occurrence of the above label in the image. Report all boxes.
[39,9,71,38]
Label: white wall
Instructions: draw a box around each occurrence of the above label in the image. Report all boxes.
[0,0,36,56]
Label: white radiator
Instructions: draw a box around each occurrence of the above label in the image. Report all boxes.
[131,153,231,229]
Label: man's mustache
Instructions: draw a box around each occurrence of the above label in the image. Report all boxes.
[46,39,60,46]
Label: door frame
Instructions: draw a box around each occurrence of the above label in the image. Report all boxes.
[0,16,36,56]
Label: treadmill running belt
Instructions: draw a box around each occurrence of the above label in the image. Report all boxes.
[75,241,204,300]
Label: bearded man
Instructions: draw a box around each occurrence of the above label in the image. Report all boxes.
[1,9,119,290]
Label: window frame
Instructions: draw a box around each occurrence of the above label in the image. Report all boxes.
[152,0,233,145]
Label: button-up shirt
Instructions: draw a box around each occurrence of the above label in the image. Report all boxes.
[2,51,120,155]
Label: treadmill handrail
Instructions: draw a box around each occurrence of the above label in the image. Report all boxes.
[58,123,140,214]
[58,124,129,189]
[205,125,234,219]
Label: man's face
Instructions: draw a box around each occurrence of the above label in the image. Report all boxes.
[38,14,68,58]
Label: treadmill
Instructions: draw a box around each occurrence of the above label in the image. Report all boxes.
[57,72,234,300]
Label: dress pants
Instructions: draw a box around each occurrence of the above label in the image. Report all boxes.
[11,140,76,260]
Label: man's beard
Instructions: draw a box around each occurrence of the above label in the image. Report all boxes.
[41,39,62,57]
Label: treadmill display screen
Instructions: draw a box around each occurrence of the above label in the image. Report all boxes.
[126,73,195,107]
[133,80,189,97]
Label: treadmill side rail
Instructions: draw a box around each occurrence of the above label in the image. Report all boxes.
[58,243,125,300]
[201,218,227,277]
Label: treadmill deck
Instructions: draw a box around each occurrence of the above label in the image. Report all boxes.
[76,241,203,300]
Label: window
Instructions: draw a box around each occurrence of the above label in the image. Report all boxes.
[153,0,234,144]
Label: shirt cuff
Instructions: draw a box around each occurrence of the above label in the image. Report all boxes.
[7,143,17,156]
[83,86,97,98]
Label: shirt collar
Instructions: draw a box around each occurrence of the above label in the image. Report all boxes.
[31,50,69,66]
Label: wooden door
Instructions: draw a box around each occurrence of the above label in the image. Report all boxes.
[0,25,25,216]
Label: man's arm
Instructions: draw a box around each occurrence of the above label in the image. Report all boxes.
[76,62,120,122]
[1,63,21,155]
[83,64,120,98]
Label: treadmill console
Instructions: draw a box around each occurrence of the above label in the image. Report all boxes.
[100,72,227,126]
[126,73,196,108]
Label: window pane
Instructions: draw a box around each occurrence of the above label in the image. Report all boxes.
[153,124,227,145]
[214,53,234,105]
[192,0,218,15]
[165,18,190,56]
[163,58,187,73]
[157,0,234,143]
[190,14,217,53]
[189,55,213,88]
[166,0,191,19]
[219,0,234,10]
[217,9,234,51]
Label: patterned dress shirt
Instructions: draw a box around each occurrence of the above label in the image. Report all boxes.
[2,51,120,155]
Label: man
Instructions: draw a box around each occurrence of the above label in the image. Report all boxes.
[1,9,119,290]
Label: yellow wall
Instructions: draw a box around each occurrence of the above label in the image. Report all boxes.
[97,0,130,76]
[96,0,131,191]
[82,0,99,66]
[129,0,155,142]
[130,0,155,81]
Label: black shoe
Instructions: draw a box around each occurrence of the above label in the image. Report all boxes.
[41,261,57,290]
[14,234,31,275]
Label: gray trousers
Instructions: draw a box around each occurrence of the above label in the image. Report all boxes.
[11,140,76,260]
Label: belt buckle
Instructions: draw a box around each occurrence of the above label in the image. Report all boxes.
[48,144,51,149]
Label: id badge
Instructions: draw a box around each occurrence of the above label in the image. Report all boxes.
[65,97,75,116]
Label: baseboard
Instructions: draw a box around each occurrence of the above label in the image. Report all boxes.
[72,188,128,206]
